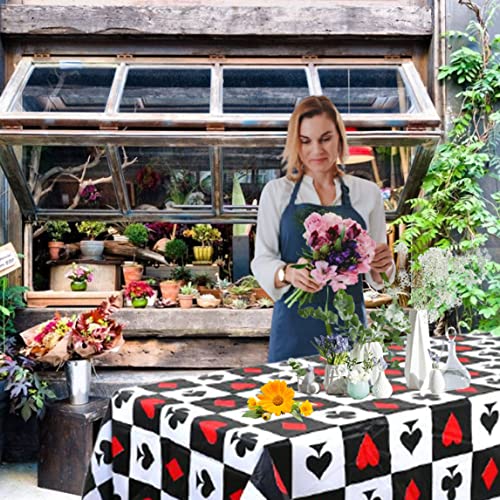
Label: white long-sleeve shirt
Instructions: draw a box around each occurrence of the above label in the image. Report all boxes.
[251,173,395,301]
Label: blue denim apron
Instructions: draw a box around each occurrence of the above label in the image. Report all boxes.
[268,176,368,362]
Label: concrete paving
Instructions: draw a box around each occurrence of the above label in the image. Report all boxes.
[0,463,79,499]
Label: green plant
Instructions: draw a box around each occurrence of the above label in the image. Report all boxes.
[170,266,193,283]
[395,0,500,334]
[183,224,222,247]
[164,238,188,265]
[76,220,107,240]
[179,282,198,296]
[124,223,149,248]
[193,273,215,288]
[236,275,260,289]
[46,220,71,242]
[0,277,28,353]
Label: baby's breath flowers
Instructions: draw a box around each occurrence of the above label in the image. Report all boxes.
[243,380,314,421]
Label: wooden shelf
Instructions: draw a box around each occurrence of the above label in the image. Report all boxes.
[26,290,123,308]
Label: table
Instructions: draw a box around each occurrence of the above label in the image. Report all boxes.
[83,334,500,499]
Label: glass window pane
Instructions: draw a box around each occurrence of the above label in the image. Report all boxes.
[222,147,284,208]
[319,67,411,113]
[21,66,115,112]
[120,68,211,113]
[120,146,212,209]
[20,146,118,209]
[223,68,309,113]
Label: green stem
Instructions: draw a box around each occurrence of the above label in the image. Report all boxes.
[324,287,333,335]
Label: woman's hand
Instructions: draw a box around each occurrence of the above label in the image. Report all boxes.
[288,257,323,293]
[370,243,394,283]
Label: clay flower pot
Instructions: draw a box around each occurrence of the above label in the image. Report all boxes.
[178,294,194,309]
[160,281,181,302]
[122,263,143,287]
[48,241,64,260]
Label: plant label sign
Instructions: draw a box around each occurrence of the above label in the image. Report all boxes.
[0,242,21,277]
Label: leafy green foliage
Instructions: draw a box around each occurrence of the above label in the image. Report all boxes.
[0,277,28,352]
[76,220,107,240]
[45,220,71,242]
[396,1,499,334]
[164,238,188,265]
[124,223,149,248]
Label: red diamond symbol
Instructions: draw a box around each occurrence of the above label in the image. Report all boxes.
[166,458,184,482]
[405,479,421,500]
[482,457,498,491]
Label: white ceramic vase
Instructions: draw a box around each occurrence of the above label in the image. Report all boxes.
[351,341,384,384]
[405,309,432,390]
[371,368,393,399]
[428,366,446,395]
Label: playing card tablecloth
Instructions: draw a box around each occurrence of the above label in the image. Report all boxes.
[83,333,500,499]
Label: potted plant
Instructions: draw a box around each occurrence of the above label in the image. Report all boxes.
[122,223,149,286]
[46,220,71,260]
[76,220,107,260]
[170,265,193,285]
[159,279,181,303]
[124,280,155,308]
[164,238,188,266]
[65,262,94,291]
[178,282,198,309]
[183,224,221,263]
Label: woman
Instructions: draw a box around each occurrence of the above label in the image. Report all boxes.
[251,95,395,362]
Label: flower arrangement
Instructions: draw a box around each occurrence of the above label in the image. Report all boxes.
[65,263,94,284]
[285,212,376,308]
[80,184,102,205]
[244,380,314,421]
[313,333,353,366]
[124,281,155,300]
[20,297,125,366]
[183,224,222,247]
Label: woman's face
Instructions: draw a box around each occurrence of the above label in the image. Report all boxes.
[298,113,340,175]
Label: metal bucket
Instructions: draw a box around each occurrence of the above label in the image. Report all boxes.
[65,359,91,405]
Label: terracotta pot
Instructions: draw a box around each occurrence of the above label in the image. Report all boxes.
[193,246,213,263]
[160,281,180,302]
[253,288,273,301]
[122,264,143,287]
[178,294,194,309]
[48,241,64,260]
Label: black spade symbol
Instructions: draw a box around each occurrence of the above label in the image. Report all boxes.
[306,442,332,480]
[400,427,422,454]
[480,402,499,435]
[442,465,462,499]
[137,443,154,470]
[97,440,112,465]
[166,407,189,430]
[196,469,215,498]
[230,431,258,458]
[114,390,133,409]
[182,390,206,397]
[363,489,382,500]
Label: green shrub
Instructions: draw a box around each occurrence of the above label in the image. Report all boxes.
[124,223,149,247]
[76,221,107,240]
[164,239,188,265]
[46,221,71,242]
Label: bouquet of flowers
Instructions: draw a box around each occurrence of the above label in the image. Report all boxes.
[244,380,314,421]
[80,184,102,205]
[20,296,125,366]
[313,333,353,366]
[124,280,155,300]
[65,263,94,284]
[285,212,376,308]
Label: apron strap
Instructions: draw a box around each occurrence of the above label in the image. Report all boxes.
[289,177,302,206]
[338,174,352,208]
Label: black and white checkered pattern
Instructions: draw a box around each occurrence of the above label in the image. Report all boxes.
[84,333,500,499]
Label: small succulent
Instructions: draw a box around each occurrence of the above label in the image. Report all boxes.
[179,282,198,296]
[231,298,249,309]
[257,298,274,308]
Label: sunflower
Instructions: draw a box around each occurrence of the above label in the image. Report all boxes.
[299,400,313,417]
[257,380,295,416]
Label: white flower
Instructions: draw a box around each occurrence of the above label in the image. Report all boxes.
[348,365,370,383]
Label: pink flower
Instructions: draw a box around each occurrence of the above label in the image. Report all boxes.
[310,261,337,286]
[329,271,359,292]
[303,212,324,234]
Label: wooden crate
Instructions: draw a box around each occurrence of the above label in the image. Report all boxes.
[50,260,121,291]
[38,398,109,495]
[26,290,123,308]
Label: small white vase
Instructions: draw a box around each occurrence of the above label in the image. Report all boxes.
[371,368,393,399]
[324,364,347,395]
[405,309,432,389]
[428,366,446,395]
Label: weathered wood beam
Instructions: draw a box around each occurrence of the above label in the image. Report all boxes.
[0,5,433,37]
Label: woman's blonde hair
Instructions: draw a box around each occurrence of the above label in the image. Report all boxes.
[282,95,348,181]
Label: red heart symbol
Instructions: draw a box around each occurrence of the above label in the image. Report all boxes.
[140,398,165,419]
[231,382,256,391]
[230,490,243,500]
[442,412,463,447]
[214,399,236,408]
[199,420,227,444]
[243,367,262,374]
[112,436,124,457]
[158,382,178,389]
[356,433,380,470]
